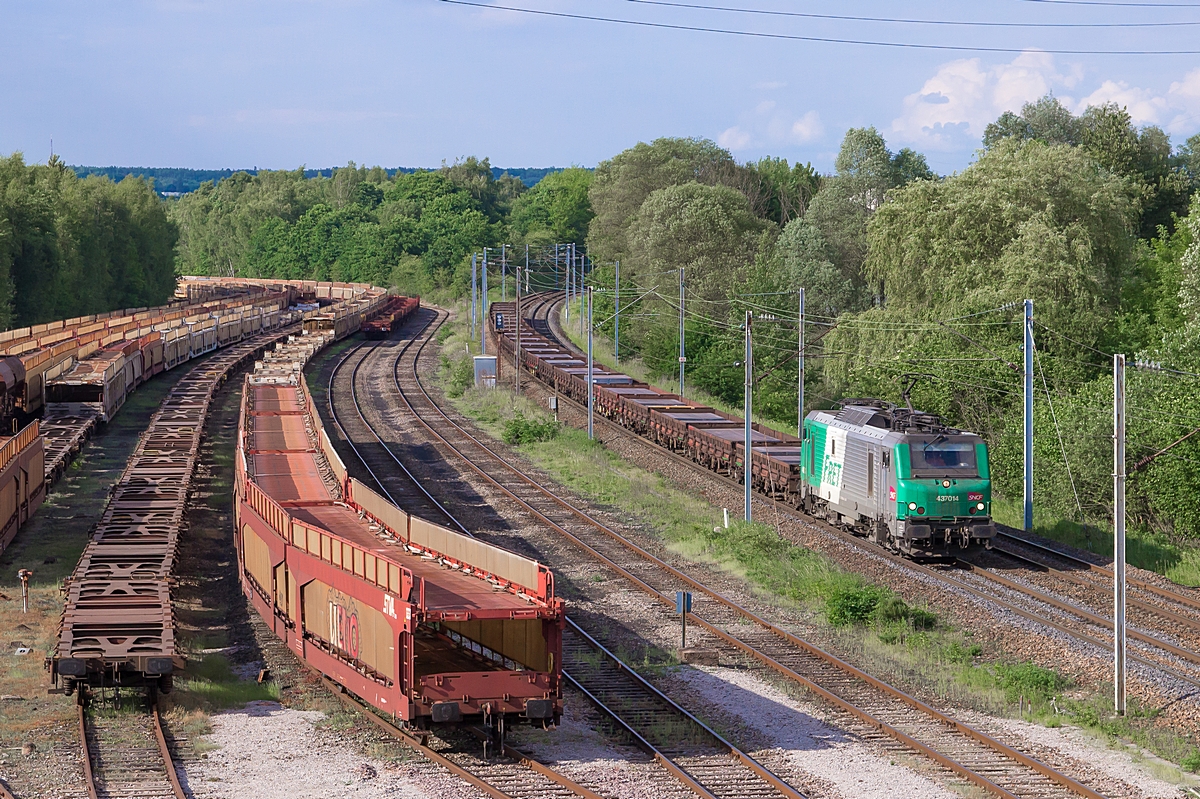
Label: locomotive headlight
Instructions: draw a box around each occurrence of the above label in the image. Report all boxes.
[977,502,986,511]
[942,480,951,488]
[908,502,917,511]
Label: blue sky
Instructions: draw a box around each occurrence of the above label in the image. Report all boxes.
[7,1,1200,175]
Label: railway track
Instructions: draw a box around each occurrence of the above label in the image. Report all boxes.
[78,698,184,799]
[530,292,1200,693]
[326,304,1112,799]
[325,327,806,799]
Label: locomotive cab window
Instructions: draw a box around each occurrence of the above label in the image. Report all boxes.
[908,436,979,477]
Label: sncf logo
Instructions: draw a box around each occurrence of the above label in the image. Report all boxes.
[329,599,360,659]
[968,492,983,501]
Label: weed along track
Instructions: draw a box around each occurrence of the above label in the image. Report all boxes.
[322,303,1111,799]
[324,317,806,799]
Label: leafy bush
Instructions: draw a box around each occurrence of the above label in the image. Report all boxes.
[874,596,910,624]
[503,414,560,445]
[825,584,886,626]
[945,641,983,664]
[446,355,475,398]
[1182,750,1200,773]
[993,661,1067,702]
[908,607,938,631]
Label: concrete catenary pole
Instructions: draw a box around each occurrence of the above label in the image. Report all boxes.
[1024,298,1034,532]
[515,255,522,396]
[563,244,570,324]
[481,249,489,355]
[614,259,620,364]
[501,244,507,302]
[1114,353,1127,715]
[678,268,686,397]
[744,310,753,522]
[798,287,806,439]
[471,253,477,342]
[588,287,595,440]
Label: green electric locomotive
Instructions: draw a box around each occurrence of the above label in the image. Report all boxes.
[800,400,994,556]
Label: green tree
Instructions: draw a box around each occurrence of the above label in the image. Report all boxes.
[587,137,737,261]
[510,167,594,246]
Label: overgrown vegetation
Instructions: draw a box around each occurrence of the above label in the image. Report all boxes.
[170,654,279,714]
[0,153,177,328]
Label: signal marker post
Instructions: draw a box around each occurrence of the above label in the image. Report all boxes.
[744,310,753,522]
[676,591,692,649]
[1024,298,1034,532]
[1114,353,1127,716]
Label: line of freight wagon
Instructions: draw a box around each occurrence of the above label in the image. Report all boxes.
[1,282,297,557]
[48,279,401,698]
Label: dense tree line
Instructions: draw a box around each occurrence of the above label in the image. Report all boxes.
[170,158,574,295]
[0,153,177,329]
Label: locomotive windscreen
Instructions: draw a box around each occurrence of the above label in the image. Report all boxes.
[908,436,978,477]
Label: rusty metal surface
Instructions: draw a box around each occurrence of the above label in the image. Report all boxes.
[54,329,293,677]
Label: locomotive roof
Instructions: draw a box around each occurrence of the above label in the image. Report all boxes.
[808,400,978,439]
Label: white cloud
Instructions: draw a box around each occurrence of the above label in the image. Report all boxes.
[891,50,1079,152]
[718,126,752,150]
[894,53,1200,153]
[790,111,823,143]
[718,100,823,152]
[1076,81,1170,126]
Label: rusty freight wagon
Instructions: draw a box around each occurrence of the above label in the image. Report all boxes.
[235,313,562,733]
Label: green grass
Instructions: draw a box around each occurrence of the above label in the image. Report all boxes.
[993,498,1200,587]
[170,654,279,714]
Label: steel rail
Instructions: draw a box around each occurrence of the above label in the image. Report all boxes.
[526,294,1200,692]
[532,288,1200,637]
[325,338,471,535]
[563,619,805,799]
[952,557,1200,672]
[78,706,98,799]
[79,700,183,799]
[333,313,804,799]
[320,675,604,799]
[996,528,1200,613]
[152,699,187,799]
[986,544,1200,634]
[322,337,604,799]
[475,295,1114,799]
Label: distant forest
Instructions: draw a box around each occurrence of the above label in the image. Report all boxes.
[72,165,567,195]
